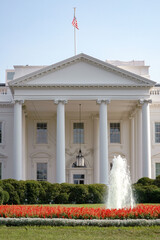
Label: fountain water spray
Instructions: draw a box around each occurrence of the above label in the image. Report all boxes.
[106,155,135,209]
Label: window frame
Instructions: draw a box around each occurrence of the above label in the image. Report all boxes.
[0,121,5,147]
[155,122,160,144]
[109,121,121,144]
[34,120,49,146]
[70,120,88,146]
[155,162,160,178]
[36,162,48,181]
[73,122,84,144]
[73,174,85,184]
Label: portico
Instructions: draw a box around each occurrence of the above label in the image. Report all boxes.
[8,54,156,184]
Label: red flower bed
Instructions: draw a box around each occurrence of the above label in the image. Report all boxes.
[0,205,160,219]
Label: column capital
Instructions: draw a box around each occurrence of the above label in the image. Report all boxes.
[54,99,68,105]
[129,116,134,120]
[13,100,24,105]
[139,99,152,105]
[97,99,110,105]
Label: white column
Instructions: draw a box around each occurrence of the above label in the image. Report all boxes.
[134,111,138,181]
[140,99,152,178]
[22,108,27,180]
[130,116,135,183]
[13,100,23,180]
[93,116,99,183]
[55,100,67,183]
[137,108,142,179]
[97,99,110,185]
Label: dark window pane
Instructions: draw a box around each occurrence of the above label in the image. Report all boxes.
[156,163,160,177]
[155,123,160,143]
[73,174,85,184]
[110,123,120,143]
[36,123,48,144]
[37,163,47,181]
[79,180,84,184]
[73,174,85,179]
[73,122,84,144]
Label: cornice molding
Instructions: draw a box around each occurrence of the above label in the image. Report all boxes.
[0,102,13,107]
[8,53,156,88]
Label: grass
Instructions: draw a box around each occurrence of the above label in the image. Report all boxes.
[0,226,160,240]
[36,203,160,208]
[44,203,106,208]
[1,204,160,240]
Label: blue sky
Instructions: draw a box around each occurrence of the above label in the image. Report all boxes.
[0,0,160,83]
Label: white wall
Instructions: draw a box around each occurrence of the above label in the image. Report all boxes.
[150,104,160,179]
[0,105,14,179]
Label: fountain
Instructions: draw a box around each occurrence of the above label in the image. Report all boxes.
[106,155,135,209]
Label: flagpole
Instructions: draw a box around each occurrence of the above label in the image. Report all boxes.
[74,7,76,55]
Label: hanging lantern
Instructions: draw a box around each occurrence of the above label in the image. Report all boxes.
[76,104,85,167]
[76,149,85,167]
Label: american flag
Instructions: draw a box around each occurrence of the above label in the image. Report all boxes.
[72,17,79,30]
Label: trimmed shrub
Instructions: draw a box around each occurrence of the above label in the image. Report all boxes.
[55,183,73,204]
[48,183,61,204]
[2,183,20,204]
[137,177,154,186]
[133,184,160,203]
[145,185,160,203]
[69,184,89,204]
[3,191,9,204]
[154,175,160,188]
[56,192,69,204]
[87,184,106,203]
[0,187,4,204]
[25,180,45,204]
[2,179,26,204]
[38,181,52,204]
[38,182,61,204]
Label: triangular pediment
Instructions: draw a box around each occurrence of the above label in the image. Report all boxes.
[9,54,156,88]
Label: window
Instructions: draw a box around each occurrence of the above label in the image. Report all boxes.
[36,123,48,144]
[155,122,160,143]
[0,163,1,179]
[73,174,85,184]
[156,163,160,177]
[37,163,47,181]
[110,123,120,143]
[0,122,2,144]
[73,122,84,144]
[7,71,15,81]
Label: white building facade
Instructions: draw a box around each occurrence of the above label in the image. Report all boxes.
[1,53,160,184]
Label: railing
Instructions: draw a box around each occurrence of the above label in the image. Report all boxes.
[150,87,160,95]
[0,87,11,95]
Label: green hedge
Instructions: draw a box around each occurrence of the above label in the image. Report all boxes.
[133,175,160,203]
[1,176,160,205]
[0,179,107,205]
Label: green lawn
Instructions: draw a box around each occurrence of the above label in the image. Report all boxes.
[36,203,160,208]
[0,226,160,240]
[44,203,106,208]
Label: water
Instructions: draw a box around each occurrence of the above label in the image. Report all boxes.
[106,155,135,209]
